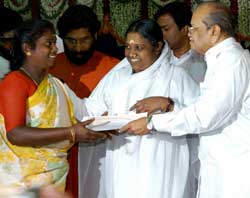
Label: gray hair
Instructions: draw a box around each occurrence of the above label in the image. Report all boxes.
[200,2,235,37]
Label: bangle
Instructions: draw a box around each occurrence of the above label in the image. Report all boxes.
[69,128,76,144]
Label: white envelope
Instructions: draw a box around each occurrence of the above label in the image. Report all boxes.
[84,113,147,131]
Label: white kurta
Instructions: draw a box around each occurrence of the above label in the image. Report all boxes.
[77,45,200,198]
[170,49,206,83]
[170,49,206,198]
[151,38,250,198]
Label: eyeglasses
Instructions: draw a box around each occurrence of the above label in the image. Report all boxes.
[188,23,214,33]
[188,26,200,33]
[64,37,93,47]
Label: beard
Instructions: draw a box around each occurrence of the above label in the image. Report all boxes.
[64,45,95,66]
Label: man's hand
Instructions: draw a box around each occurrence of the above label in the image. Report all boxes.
[119,117,150,136]
[130,96,174,114]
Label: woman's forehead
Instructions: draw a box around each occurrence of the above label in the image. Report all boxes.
[126,32,147,44]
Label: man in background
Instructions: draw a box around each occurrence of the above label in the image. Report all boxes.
[50,5,119,198]
[154,2,207,197]
[0,7,23,79]
[154,2,206,83]
[50,5,119,98]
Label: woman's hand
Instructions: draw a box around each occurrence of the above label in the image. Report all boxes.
[40,185,72,198]
[73,119,109,143]
[119,117,149,136]
[130,96,174,114]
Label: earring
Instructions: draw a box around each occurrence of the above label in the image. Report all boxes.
[26,51,32,56]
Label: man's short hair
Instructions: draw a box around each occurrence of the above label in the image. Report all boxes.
[57,4,101,39]
[201,2,235,37]
[154,2,192,30]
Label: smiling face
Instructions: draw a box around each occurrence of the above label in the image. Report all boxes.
[28,30,57,70]
[125,32,160,73]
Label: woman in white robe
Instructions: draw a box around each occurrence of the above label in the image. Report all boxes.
[76,19,200,198]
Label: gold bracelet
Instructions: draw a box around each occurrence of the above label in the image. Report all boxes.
[70,128,76,144]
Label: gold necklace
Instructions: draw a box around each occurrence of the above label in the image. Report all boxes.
[19,67,39,86]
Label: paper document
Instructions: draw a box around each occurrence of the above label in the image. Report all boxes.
[84,113,147,131]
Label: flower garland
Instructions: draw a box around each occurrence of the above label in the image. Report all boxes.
[77,0,97,7]
[94,0,104,22]
[238,0,250,37]
[220,0,231,7]
[109,0,140,38]
[40,0,68,20]
[151,0,176,7]
[148,0,161,18]
[4,0,29,12]
[3,0,250,42]
[40,0,68,29]
[4,0,31,19]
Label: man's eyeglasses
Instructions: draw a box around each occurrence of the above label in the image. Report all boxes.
[188,26,200,33]
[188,23,214,33]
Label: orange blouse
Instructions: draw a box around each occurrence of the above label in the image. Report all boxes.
[0,71,37,132]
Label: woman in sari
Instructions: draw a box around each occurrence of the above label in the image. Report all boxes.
[0,19,107,191]
[78,19,200,198]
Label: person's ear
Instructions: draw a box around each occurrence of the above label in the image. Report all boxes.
[210,24,221,44]
[182,25,189,35]
[155,41,164,56]
[23,43,32,56]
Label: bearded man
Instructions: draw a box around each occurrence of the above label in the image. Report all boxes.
[50,5,119,98]
[49,5,119,198]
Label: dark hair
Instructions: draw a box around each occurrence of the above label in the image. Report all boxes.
[10,19,55,70]
[154,2,192,30]
[201,2,235,37]
[0,7,23,35]
[57,4,101,39]
[126,19,163,48]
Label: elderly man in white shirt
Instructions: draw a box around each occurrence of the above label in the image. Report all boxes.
[121,2,250,198]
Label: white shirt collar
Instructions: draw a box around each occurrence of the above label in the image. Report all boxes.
[170,49,192,66]
[205,37,236,62]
